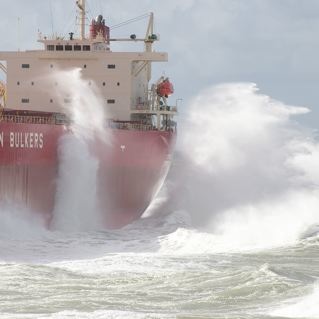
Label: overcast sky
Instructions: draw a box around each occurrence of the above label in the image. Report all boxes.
[0,0,319,127]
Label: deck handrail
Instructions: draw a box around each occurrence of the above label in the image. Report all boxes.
[108,121,154,131]
[0,114,62,125]
[0,114,175,132]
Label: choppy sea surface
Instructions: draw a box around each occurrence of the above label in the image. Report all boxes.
[1,209,319,319]
[2,82,319,318]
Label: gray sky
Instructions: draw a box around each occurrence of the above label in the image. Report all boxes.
[0,0,319,127]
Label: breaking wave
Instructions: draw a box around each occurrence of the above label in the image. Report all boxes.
[161,82,319,251]
[271,283,319,318]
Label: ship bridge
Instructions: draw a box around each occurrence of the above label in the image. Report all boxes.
[0,0,178,131]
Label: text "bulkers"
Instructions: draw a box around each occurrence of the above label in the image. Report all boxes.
[9,132,44,149]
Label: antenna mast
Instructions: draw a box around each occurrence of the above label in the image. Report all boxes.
[145,12,154,52]
[76,0,86,40]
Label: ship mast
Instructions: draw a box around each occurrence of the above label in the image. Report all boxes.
[76,0,86,40]
[144,13,154,82]
[145,12,154,53]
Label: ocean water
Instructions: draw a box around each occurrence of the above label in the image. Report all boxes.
[1,82,319,318]
[1,207,319,318]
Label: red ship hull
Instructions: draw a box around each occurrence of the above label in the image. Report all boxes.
[0,120,175,228]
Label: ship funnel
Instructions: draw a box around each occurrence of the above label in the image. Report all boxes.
[90,14,110,42]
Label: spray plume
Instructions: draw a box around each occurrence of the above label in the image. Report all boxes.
[163,82,319,251]
[50,68,111,231]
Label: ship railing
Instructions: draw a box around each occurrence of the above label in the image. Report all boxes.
[0,113,175,132]
[133,105,178,113]
[0,114,68,125]
[159,105,178,112]
[107,120,176,132]
[107,120,155,131]
[135,102,149,110]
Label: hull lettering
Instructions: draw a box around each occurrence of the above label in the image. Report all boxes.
[9,132,44,149]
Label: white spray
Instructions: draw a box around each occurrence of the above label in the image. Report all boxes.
[271,283,319,318]
[0,201,48,239]
[161,83,319,251]
[51,68,111,231]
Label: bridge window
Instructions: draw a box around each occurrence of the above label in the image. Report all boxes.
[107,99,115,104]
[74,45,81,51]
[21,98,29,103]
[65,45,72,51]
[108,64,116,69]
[22,64,30,68]
[56,45,63,51]
[83,45,91,51]
[47,45,54,51]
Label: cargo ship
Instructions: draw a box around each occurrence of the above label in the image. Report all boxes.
[0,0,177,228]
